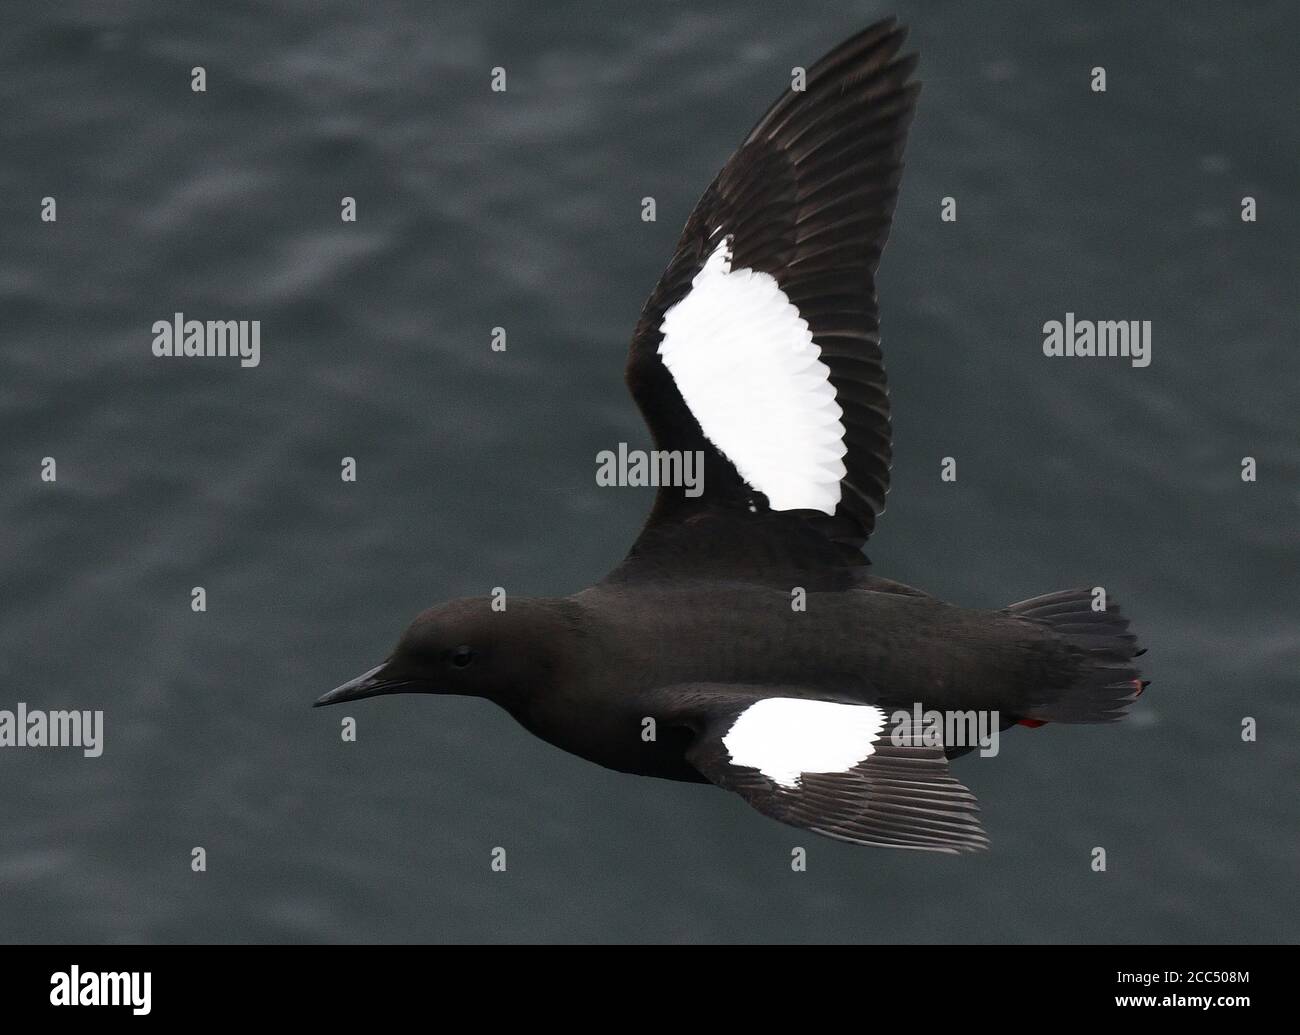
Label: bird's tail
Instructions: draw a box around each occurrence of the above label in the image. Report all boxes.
[1005,587,1147,725]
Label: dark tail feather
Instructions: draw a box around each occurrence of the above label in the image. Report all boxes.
[1006,588,1145,724]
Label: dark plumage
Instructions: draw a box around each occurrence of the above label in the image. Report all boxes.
[315,19,1145,853]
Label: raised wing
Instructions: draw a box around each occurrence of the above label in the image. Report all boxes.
[622,19,920,573]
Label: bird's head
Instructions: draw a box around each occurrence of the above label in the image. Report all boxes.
[314,596,572,709]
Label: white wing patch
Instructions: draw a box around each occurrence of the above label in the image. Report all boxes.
[657,238,847,514]
[722,698,887,789]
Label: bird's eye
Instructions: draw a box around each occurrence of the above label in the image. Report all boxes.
[450,645,475,668]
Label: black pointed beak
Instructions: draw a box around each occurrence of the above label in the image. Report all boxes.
[314,664,392,707]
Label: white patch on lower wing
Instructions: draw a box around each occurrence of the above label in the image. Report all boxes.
[657,238,847,514]
[722,698,886,789]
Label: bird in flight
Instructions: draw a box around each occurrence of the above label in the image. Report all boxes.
[316,19,1146,853]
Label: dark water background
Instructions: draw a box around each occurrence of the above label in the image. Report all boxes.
[1,0,1296,943]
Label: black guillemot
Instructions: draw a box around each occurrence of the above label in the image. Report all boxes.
[315,18,1146,853]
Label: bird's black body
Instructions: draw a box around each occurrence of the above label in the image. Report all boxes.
[316,19,1145,853]
[516,583,1045,779]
